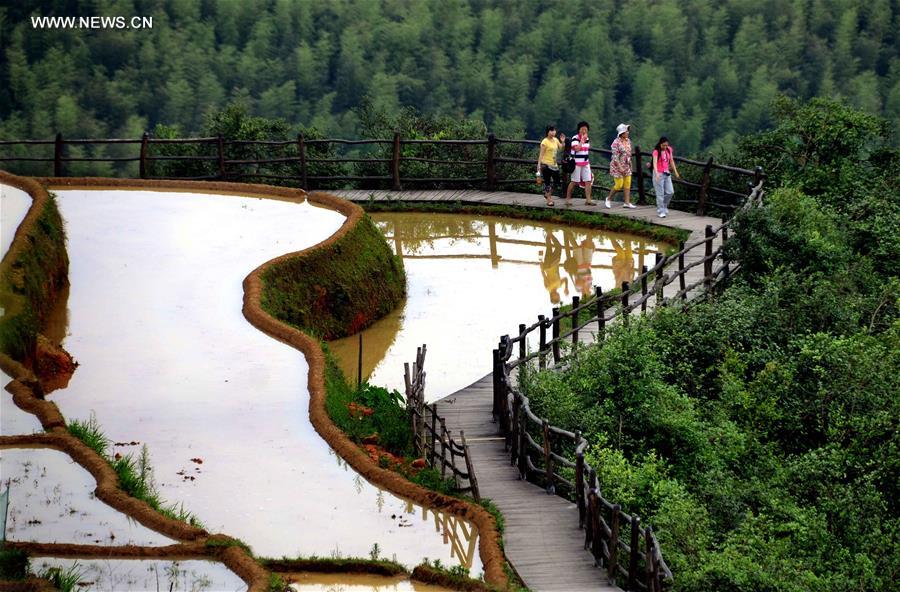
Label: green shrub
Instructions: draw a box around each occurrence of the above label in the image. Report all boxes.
[0,546,29,579]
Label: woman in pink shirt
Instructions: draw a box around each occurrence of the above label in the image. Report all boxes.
[652,136,681,218]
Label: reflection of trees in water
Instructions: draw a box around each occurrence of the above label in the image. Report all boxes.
[377,216,487,255]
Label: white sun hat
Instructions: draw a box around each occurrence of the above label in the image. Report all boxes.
[616,123,630,136]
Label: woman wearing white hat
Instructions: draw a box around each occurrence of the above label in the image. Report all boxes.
[605,123,637,209]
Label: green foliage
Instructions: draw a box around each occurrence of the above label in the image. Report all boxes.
[2,0,898,172]
[521,99,900,591]
[40,563,84,592]
[0,546,29,579]
[261,213,406,340]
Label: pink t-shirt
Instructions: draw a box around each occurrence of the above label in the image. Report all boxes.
[653,147,673,173]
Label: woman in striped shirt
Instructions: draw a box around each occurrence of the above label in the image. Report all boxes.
[565,121,596,206]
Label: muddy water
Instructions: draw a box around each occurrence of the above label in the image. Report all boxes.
[33,557,247,592]
[1,183,33,258]
[44,190,481,574]
[0,448,175,546]
[2,370,43,435]
[286,573,453,591]
[330,213,671,398]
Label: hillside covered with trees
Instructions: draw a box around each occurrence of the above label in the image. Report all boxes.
[2,0,900,154]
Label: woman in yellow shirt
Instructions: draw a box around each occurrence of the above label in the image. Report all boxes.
[537,125,566,206]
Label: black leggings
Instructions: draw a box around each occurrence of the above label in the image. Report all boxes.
[541,165,561,195]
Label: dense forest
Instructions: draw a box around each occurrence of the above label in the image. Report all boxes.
[2,0,900,155]
[522,98,899,591]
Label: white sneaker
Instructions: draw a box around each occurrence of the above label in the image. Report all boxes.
[604,199,611,208]
[624,203,637,209]
[660,212,667,218]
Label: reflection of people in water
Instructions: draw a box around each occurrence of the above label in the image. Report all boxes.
[574,237,595,296]
[611,238,636,290]
[562,230,579,297]
[540,231,567,303]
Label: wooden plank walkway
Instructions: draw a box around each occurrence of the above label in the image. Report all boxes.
[331,189,723,591]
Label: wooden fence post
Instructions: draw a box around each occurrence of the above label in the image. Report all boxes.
[297,133,308,190]
[609,504,621,585]
[575,437,586,529]
[654,253,666,307]
[517,399,528,479]
[645,526,656,592]
[391,132,401,191]
[518,323,526,361]
[595,286,605,336]
[461,431,480,500]
[538,314,547,370]
[139,132,149,178]
[628,515,641,590]
[498,336,510,434]
[590,490,603,566]
[551,308,561,363]
[216,135,226,179]
[678,241,686,302]
[722,221,731,282]
[621,282,631,325]
[491,348,501,424]
[704,224,714,293]
[54,133,63,177]
[430,404,438,468]
[571,295,580,346]
[486,133,497,191]
[510,391,520,463]
[542,419,554,494]
[697,156,713,215]
[440,418,449,478]
[634,145,646,205]
[640,265,649,313]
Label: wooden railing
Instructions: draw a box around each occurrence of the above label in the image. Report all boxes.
[490,180,765,591]
[404,345,480,500]
[0,133,763,215]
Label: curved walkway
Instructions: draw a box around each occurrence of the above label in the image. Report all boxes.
[333,189,724,591]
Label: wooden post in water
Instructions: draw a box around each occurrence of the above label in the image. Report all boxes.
[486,133,497,191]
[634,145,646,205]
[628,515,641,590]
[542,420,554,494]
[54,133,64,177]
[297,133,308,190]
[697,156,713,215]
[139,132,149,179]
[391,132,402,190]
[571,295,580,346]
[609,505,621,585]
[551,308,561,363]
[621,282,631,325]
[217,135,226,179]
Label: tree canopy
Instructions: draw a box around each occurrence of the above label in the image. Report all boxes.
[2,0,899,153]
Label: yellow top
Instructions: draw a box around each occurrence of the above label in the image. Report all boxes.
[540,137,562,167]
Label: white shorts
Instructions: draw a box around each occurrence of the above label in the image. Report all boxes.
[571,165,593,186]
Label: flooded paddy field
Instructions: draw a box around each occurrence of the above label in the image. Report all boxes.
[31,557,247,592]
[19,189,482,573]
[286,572,454,591]
[0,447,175,546]
[1,182,33,257]
[330,212,671,398]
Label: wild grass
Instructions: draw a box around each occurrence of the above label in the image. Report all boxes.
[40,563,84,592]
[67,415,204,529]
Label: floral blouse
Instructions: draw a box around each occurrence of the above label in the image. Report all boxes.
[609,137,632,178]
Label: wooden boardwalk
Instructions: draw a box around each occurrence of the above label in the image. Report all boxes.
[332,189,722,591]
